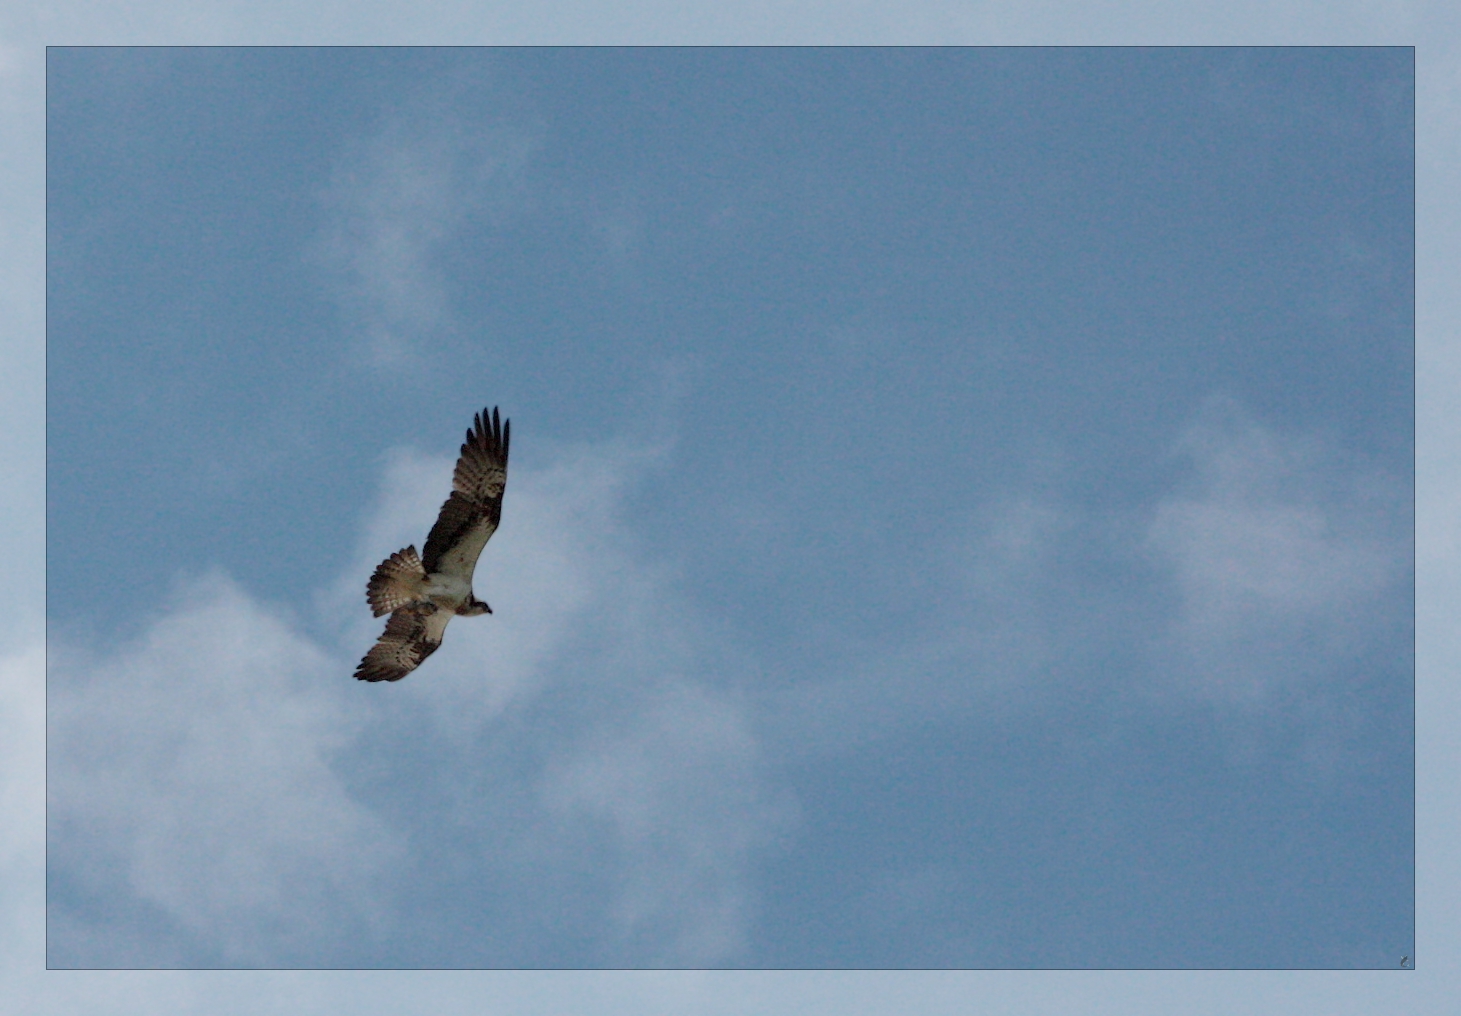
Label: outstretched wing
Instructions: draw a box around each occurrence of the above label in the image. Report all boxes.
[354,607,453,682]
[421,406,510,578]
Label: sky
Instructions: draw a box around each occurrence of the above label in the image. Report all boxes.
[43,45,1415,970]
[2,6,1457,1016]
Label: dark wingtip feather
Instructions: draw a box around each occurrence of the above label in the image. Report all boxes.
[460,406,509,466]
[466,406,508,463]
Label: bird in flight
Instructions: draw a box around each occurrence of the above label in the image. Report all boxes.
[355,406,510,682]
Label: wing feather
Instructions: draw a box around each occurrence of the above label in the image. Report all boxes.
[365,545,428,617]
[421,407,509,576]
[354,606,453,682]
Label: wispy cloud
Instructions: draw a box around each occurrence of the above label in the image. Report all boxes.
[48,575,402,967]
[312,70,537,368]
[761,392,1409,775]
[49,433,788,968]
[1144,395,1408,711]
[542,680,794,965]
[40,69,797,968]
[761,482,1080,756]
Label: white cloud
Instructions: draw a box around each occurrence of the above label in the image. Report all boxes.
[312,71,537,368]
[759,451,1091,758]
[48,574,402,967]
[542,680,796,965]
[1145,396,1407,706]
[764,393,1409,776]
[48,435,788,968]
[38,49,787,968]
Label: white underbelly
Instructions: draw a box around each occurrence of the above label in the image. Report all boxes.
[421,572,472,611]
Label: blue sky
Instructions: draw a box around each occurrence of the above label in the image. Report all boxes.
[42,45,1412,971]
[2,6,1455,1014]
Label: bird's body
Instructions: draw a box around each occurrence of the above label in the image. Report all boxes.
[355,406,509,682]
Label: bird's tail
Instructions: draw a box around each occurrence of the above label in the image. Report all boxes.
[366,545,428,617]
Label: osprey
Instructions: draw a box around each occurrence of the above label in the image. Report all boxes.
[355,407,510,682]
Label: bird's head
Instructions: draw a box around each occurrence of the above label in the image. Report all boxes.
[461,596,492,617]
